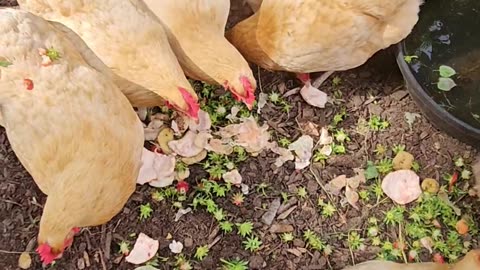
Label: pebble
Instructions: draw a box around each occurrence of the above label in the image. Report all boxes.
[306,180,318,194]
[390,90,409,101]
[293,239,305,248]
[77,258,85,270]
[184,237,194,248]
[249,255,266,269]
[261,198,281,226]
[269,223,294,234]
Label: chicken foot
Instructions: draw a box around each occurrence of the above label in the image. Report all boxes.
[313,71,335,88]
[296,71,335,89]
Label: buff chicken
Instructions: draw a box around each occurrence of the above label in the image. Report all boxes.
[343,249,480,270]
[0,9,144,264]
[228,0,423,88]
[143,0,257,108]
[18,0,200,119]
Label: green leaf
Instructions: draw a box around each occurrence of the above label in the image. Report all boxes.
[437,77,457,91]
[0,60,12,67]
[439,65,456,78]
[404,55,418,64]
[365,161,379,180]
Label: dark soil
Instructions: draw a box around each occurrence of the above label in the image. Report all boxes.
[1,1,479,270]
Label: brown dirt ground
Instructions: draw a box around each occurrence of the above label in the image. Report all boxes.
[1,1,479,270]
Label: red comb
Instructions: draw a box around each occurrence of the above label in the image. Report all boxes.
[36,243,58,265]
[72,227,80,234]
[240,76,255,109]
[178,88,199,119]
[296,73,310,84]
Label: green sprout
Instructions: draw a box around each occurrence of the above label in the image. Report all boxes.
[348,231,365,250]
[281,232,294,243]
[220,258,249,270]
[236,222,254,238]
[243,236,262,252]
[139,203,153,220]
[376,158,393,174]
[194,245,209,261]
[297,186,308,199]
[220,221,234,234]
[368,115,390,131]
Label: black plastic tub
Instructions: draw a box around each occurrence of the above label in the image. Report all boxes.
[396,45,480,148]
[395,0,480,148]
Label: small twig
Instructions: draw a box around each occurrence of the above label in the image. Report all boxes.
[326,255,333,270]
[454,194,467,204]
[309,165,334,203]
[399,222,408,264]
[0,198,22,207]
[0,249,30,254]
[98,249,107,270]
[370,197,389,209]
[112,218,123,232]
[208,235,222,249]
[349,245,355,265]
[257,66,264,93]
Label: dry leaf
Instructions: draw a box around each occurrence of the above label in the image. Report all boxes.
[325,175,347,195]
[168,131,208,157]
[353,168,366,184]
[257,93,268,114]
[169,240,183,254]
[181,149,207,165]
[288,135,314,170]
[319,145,333,156]
[18,252,31,269]
[174,208,192,222]
[345,185,359,210]
[347,176,360,189]
[134,266,159,270]
[222,169,242,185]
[381,170,421,205]
[171,115,188,136]
[144,119,164,141]
[319,127,333,145]
[188,110,211,132]
[218,116,271,155]
[270,144,294,167]
[299,121,320,137]
[125,233,159,264]
[137,148,175,188]
[300,82,328,108]
[226,106,241,122]
[205,138,234,155]
[420,237,433,253]
[171,120,181,135]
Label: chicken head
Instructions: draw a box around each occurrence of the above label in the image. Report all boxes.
[166,87,200,119]
[224,75,256,109]
[36,227,80,265]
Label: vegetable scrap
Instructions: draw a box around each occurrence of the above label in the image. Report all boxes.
[125,233,159,265]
